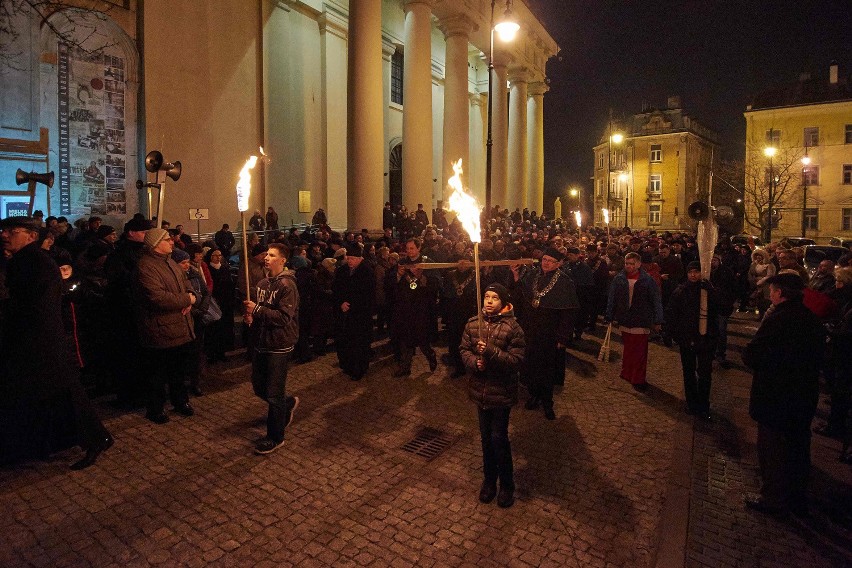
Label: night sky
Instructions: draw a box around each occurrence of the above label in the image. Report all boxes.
[527,0,852,210]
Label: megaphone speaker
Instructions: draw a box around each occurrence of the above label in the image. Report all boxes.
[145,150,164,173]
[165,161,182,182]
[15,168,55,188]
[687,201,710,221]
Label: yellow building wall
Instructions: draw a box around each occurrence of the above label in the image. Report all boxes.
[744,101,852,240]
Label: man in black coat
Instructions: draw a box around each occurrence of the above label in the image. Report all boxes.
[709,254,737,367]
[214,224,235,258]
[665,261,718,418]
[0,216,112,469]
[742,273,825,517]
[332,245,375,380]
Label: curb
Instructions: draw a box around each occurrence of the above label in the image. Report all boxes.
[652,415,694,568]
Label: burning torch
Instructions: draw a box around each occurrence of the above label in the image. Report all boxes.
[236,152,261,296]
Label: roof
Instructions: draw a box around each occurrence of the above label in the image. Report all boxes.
[748,71,852,111]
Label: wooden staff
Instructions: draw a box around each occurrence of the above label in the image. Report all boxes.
[409,258,536,270]
[241,212,250,296]
[474,242,483,339]
[598,322,612,362]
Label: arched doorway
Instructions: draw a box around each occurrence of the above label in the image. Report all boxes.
[389,143,402,209]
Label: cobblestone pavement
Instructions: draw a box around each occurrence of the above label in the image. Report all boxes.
[1,315,850,567]
[684,312,852,568]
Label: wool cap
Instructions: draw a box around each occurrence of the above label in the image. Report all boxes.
[125,217,150,232]
[345,243,363,258]
[289,255,309,269]
[485,283,511,307]
[144,228,170,249]
[541,247,564,261]
[96,225,116,239]
[686,261,701,272]
[171,248,190,263]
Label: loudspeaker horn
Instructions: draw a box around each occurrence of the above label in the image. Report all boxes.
[164,160,181,182]
[15,168,55,188]
[715,205,735,224]
[145,150,163,173]
[687,201,709,221]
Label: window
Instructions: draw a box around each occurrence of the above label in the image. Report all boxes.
[598,152,604,170]
[765,129,781,146]
[650,144,662,162]
[596,179,603,196]
[649,174,662,194]
[803,127,819,147]
[846,125,852,144]
[802,165,819,186]
[391,50,404,105]
[804,208,818,230]
[648,204,661,225]
[843,208,852,231]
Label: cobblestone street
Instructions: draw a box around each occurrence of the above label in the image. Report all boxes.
[2,314,851,567]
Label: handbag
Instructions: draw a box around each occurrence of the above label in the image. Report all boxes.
[200,295,222,325]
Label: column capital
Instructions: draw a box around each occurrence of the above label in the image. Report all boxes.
[507,67,532,85]
[528,81,549,97]
[403,0,435,12]
[382,35,398,60]
[437,15,478,39]
[470,92,487,106]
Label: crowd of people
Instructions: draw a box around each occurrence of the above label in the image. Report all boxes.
[2,203,852,514]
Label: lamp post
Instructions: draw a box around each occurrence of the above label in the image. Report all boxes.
[605,111,623,228]
[801,150,811,238]
[764,146,777,243]
[484,0,519,216]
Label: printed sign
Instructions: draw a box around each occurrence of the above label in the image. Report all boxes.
[190,208,209,220]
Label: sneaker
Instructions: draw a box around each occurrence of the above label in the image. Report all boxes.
[254,437,285,455]
[173,403,194,417]
[285,397,300,428]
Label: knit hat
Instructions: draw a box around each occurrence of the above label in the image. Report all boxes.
[345,243,363,258]
[144,228,170,249]
[171,248,190,263]
[0,216,40,231]
[251,243,268,257]
[125,217,150,232]
[290,255,309,270]
[485,283,511,307]
[96,225,116,239]
[686,261,701,272]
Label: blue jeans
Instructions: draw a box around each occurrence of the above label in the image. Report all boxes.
[252,352,294,443]
[715,314,729,361]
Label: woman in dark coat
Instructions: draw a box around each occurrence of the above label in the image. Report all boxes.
[460,283,525,509]
[205,248,235,362]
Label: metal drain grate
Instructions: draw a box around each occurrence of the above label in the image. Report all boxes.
[401,427,455,461]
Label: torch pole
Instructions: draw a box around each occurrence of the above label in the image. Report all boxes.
[474,241,483,340]
[147,188,153,220]
[241,212,250,297]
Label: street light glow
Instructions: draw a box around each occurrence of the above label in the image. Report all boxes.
[495,19,520,42]
[611,133,624,144]
[569,188,578,197]
[618,172,628,182]
[801,155,811,165]
[763,146,777,158]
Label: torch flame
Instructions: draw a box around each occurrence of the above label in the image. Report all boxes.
[602,208,610,225]
[575,210,582,228]
[236,155,259,212]
[446,159,481,244]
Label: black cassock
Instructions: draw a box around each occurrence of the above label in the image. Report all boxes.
[332,261,375,379]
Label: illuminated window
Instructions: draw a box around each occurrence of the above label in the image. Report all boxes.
[598,152,604,169]
[650,144,662,162]
[843,208,852,231]
[802,165,819,186]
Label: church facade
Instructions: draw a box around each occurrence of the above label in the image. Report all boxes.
[0,0,558,231]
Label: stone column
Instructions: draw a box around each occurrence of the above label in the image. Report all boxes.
[319,11,348,227]
[402,0,435,215]
[347,0,384,231]
[469,92,486,204]
[439,16,475,202]
[490,61,509,213]
[527,81,548,216]
[508,69,529,212]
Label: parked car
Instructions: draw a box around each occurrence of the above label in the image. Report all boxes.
[730,234,764,248]
[829,237,852,249]
[780,237,816,247]
[802,245,849,276]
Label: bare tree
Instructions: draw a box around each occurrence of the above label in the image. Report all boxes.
[1,0,115,72]
[742,143,805,241]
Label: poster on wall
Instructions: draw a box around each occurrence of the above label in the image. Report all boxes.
[58,44,127,217]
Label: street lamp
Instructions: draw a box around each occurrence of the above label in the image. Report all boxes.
[801,150,811,238]
[485,0,519,216]
[764,146,777,243]
[605,114,623,228]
